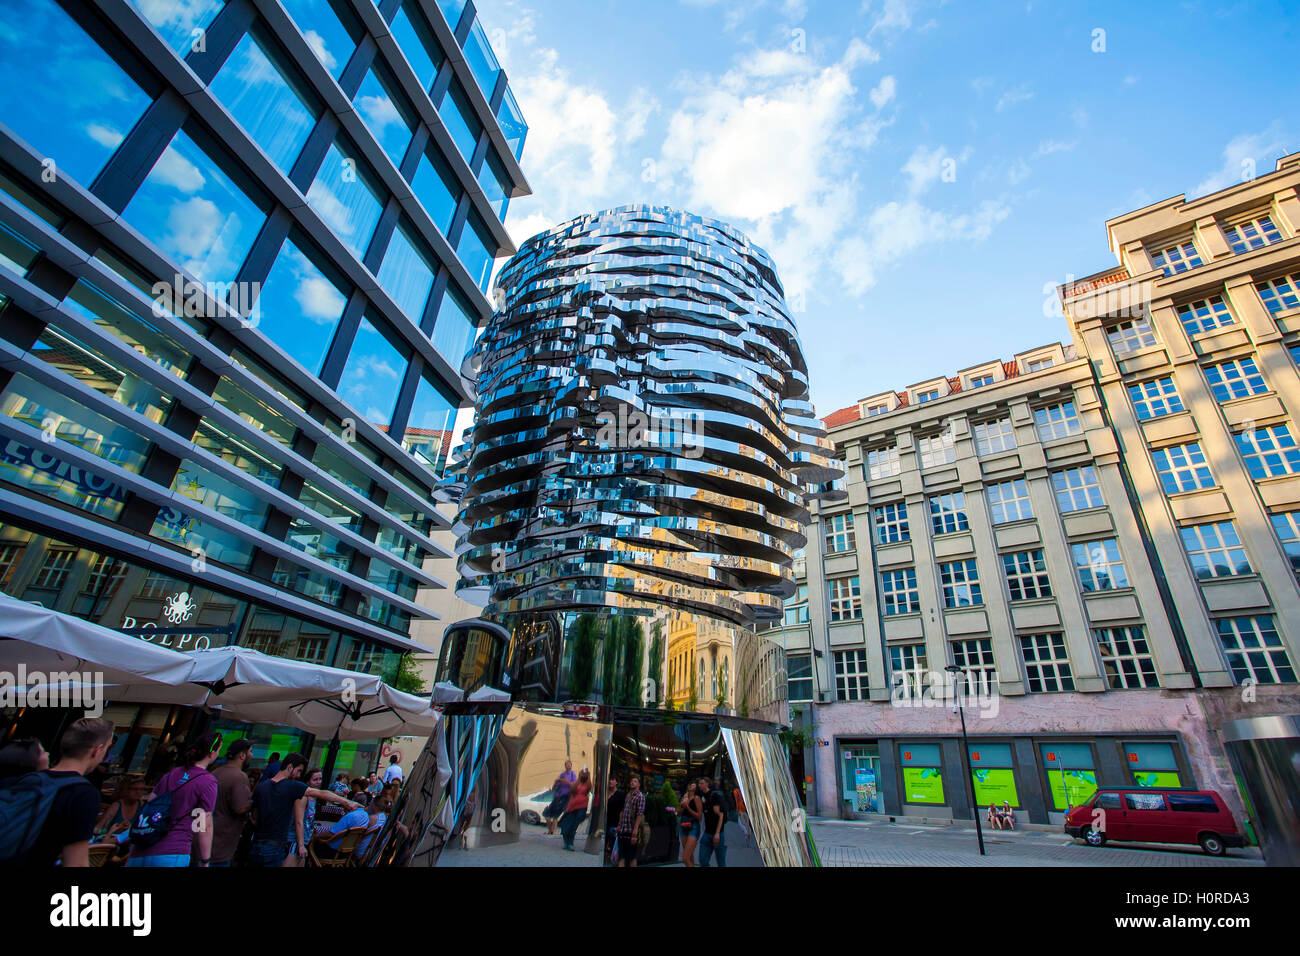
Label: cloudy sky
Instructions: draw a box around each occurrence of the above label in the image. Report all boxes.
[474,0,1298,416]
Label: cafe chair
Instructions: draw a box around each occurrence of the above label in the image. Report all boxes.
[87,844,116,868]
[308,827,367,868]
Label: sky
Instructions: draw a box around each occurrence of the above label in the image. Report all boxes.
[472,0,1299,417]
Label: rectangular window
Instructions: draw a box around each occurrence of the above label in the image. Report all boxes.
[783,584,810,626]
[889,643,928,700]
[1151,442,1215,493]
[1216,616,1297,685]
[1019,633,1074,692]
[1093,626,1159,689]
[437,78,482,165]
[865,445,901,481]
[1270,511,1300,580]
[873,501,909,544]
[1205,357,1268,402]
[1026,357,1054,371]
[1002,549,1052,601]
[939,559,982,608]
[951,637,996,696]
[1256,274,1300,314]
[915,389,941,404]
[787,653,814,702]
[1034,401,1082,443]
[834,649,869,701]
[1223,214,1282,253]
[1128,377,1184,420]
[1180,521,1252,579]
[1052,466,1105,512]
[308,139,383,260]
[31,547,77,590]
[974,417,1017,456]
[1150,240,1203,276]
[1107,317,1158,355]
[0,541,25,589]
[865,403,888,417]
[828,576,862,622]
[929,493,969,535]
[1072,538,1129,591]
[824,513,856,554]
[969,373,996,389]
[987,478,1033,524]
[880,568,920,616]
[1177,295,1235,335]
[1235,424,1300,479]
[377,220,436,322]
[918,430,956,469]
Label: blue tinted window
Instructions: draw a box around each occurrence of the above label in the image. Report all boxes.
[496,86,527,160]
[209,30,316,174]
[131,0,225,57]
[352,65,415,170]
[463,20,500,97]
[404,374,457,477]
[123,128,266,284]
[432,284,476,368]
[279,0,357,79]
[307,140,383,260]
[456,210,495,292]
[154,459,263,568]
[377,222,435,322]
[390,2,442,92]
[338,316,409,425]
[438,79,482,166]
[477,150,510,221]
[435,0,467,30]
[254,237,348,374]
[0,0,153,187]
[412,144,461,235]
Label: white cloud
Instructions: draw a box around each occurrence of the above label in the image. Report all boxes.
[151,146,205,193]
[868,75,896,109]
[995,83,1033,112]
[295,275,346,323]
[1034,139,1075,156]
[357,93,402,134]
[864,0,913,38]
[302,30,337,73]
[1192,122,1291,198]
[163,197,240,279]
[85,123,124,149]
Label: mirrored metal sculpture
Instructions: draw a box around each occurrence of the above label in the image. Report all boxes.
[376,206,842,867]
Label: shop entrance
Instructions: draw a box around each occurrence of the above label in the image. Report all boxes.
[840,743,881,815]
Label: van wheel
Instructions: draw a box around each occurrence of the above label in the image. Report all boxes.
[1083,827,1106,847]
[1198,833,1226,857]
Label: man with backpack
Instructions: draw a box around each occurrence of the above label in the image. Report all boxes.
[127,730,222,867]
[0,717,114,867]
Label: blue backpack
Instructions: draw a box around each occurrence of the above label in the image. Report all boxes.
[130,768,210,848]
[0,772,90,864]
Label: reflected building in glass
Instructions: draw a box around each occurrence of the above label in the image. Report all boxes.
[378,206,844,867]
[0,0,527,778]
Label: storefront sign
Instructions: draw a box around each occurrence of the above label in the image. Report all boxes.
[903,766,944,804]
[1,438,128,501]
[1134,771,1182,788]
[971,768,1019,807]
[854,767,877,812]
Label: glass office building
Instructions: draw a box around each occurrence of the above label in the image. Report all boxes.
[0,0,528,772]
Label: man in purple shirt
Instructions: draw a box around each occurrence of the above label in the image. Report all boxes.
[128,730,222,868]
[545,760,576,835]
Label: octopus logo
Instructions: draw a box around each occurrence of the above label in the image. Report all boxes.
[163,591,196,624]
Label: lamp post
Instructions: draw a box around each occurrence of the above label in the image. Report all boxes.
[945,664,985,856]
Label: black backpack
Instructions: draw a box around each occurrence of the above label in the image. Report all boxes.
[0,772,90,864]
[130,768,209,848]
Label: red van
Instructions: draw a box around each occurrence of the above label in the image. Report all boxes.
[1064,788,1244,856]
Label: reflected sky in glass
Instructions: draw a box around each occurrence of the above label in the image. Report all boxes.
[376,222,435,322]
[411,144,460,235]
[306,141,382,260]
[0,0,153,187]
[455,210,495,292]
[389,3,442,92]
[463,20,500,99]
[255,237,348,375]
[477,151,510,221]
[431,284,476,369]
[338,315,408,426]
[209,31,316,174]
[435,0,467,31]
[132,0,225,57]
[352,67,413,170]
[279,0,355,79]
[438,80,481,166]
[122,128,265,284]
[404,372,456,476]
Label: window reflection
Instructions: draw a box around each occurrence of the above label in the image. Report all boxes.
[0,0,154,187]
[403,374,456,477]
[352,63,415,170]
[390,2,443,92]
[434,0,467,30]
[412,143,461,235]
[337,316,409,427]
[279,0,358,79]
[496,86,528,161]
[123,127,267,285]
[307,140,383,260]
[376,222,435,322]
[438,79,481,166]
[153,459,266,568]
[456,210,496,292]
[477,150,511,221]
[208,27,317,175]
[254,236,348,374]
[131,0,225,57]
[463,19,500,97]
[431,284,476,368]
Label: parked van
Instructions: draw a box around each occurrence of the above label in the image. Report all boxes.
[1064,788,1244,856]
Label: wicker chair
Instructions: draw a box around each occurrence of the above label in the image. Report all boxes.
[87,844,116,868]
[308,827,367,868]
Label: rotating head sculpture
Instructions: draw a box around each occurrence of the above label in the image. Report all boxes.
[444,205,843,721]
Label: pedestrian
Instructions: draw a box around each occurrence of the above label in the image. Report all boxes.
[382,755,404,787]
[283,768,325,867]
[545,759,576,835]
[0,738,49,781]
[697,776,727,867]
[210,738,253,867]
[0,717,114,867]
[559,768,592,851]
[247,753,358,867]
[733,785,751,847]
[615,775,645,867]
[128,730,221,868]
[604,777,624,863]
[262,752,282,779]
[679,780,702,866]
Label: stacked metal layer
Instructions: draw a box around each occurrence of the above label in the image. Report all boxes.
[452,205,843,627]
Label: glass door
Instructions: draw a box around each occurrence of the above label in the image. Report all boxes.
[841,745,881,813]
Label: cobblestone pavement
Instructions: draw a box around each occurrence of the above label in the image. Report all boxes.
[438,820,762,867]
[810,818,1265,867]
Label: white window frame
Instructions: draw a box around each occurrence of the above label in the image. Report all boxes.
[1223,214,1282,254]
[1071,538,1129,591]
[1093,626,1159,689]
[987,478,1033,524]
[973,417,1017,456]
[1052,465,1105,512]
[939,558,982,608]
[1128,376,1184,420]
[1150,239,1203,276]
[834,649,869,701]
[1180,521,1251,579]
[1034,400,1082,442]
[1177,295,1235,335]
[880,567,920,616]
[1216,616,1296,685]
[828,575,862,622]
[1235,424,1300,479]
[1002,549,1052,601]
[1151,441,1215,493]
[1019,633,1074,693]
[889,643,928,700]
[918,430,957,469]
[1107,317,1158,355]
[873,501,910,544]
[929,492,969,535]
[951,637,997,697]
[1256,273,1300,314]
[1204,356,1268,402]
[824,512,856,554]
[865,444,901,481]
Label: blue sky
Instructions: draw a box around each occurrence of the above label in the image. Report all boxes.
[475,0,1299,416]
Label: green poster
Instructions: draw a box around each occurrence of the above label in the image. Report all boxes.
[1048,769,1097,810]
[971,768,1019,807]
[1134,771,1181,788]
[903,767,944,804]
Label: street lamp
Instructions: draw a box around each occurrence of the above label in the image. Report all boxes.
[944,664,986,856]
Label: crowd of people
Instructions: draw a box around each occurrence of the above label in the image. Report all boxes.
[0,718,409,868]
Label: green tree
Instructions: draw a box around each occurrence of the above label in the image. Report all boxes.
[390,653,428,695]
[570,614,599,700]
